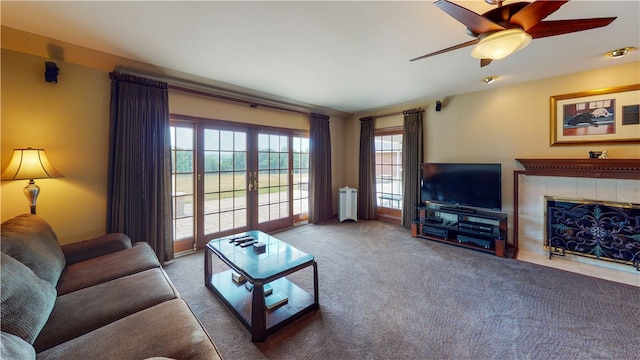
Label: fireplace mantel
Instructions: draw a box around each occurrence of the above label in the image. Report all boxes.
[516,158,640,180]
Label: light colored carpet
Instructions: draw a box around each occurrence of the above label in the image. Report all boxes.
[163,220,640,359]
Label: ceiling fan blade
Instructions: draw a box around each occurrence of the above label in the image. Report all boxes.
[410,39,479,62]
[480,59,493,67]
[527,18,617,39]
[510,0,569,31]
[434,0,504,35]
[482,2,529,25]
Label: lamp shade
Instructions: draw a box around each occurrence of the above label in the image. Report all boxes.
[471,28,532,60]
[1,148,64,181]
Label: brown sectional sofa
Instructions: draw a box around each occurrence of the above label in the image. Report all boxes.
[1,214,223,359]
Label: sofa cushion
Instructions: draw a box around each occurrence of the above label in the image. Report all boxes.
[0,253,56,344]
[34,268,179,352]
[56,242,161,295]
[1,214,65,286]
[1,331,36,360]
[37,299,222,360]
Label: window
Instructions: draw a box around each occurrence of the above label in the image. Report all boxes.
[203,129,248,234]
[170,123,195,252]
[292,136,309,222]
[257,133,289,224]
[375,130,403,223]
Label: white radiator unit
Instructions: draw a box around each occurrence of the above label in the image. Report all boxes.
[339,186,357,222]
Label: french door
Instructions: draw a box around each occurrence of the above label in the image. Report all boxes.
[170,118,308,252]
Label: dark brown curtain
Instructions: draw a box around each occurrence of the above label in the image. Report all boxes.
[107,72,173,262]
[358,116,377,220]
[401,109,424,228]
[309,113,333,224]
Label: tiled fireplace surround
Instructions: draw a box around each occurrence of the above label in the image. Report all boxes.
[514,159,640,287]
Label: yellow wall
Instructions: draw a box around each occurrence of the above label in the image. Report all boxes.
[169,90,309,130]
[1,49,111,243]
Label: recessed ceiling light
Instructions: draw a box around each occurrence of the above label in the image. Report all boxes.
[483,76,499,84]
[606,47,634,58]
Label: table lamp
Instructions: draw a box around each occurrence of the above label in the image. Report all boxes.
[1,147,64,214]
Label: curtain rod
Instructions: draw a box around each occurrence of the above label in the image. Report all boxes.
[168,84,310,116]
[403,108,425,115]
[109,69,321,117]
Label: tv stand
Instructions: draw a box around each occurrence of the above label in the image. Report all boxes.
[411,202,509,257]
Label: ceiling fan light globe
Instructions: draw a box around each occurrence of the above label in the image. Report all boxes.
[471,29,532,60]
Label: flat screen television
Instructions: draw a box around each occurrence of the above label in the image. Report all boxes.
[420,163,502,211]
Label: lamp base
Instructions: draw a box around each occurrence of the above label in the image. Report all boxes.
[24,180,40,215]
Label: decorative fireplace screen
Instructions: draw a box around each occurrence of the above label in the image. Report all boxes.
[545,197,640,270]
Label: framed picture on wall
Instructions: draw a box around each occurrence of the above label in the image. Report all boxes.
[550,84,640,146]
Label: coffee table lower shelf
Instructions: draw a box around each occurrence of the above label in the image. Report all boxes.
[206,269,317,341]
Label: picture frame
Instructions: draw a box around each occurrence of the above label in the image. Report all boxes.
[550,84,640,146]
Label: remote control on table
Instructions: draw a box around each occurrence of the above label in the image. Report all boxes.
[240,240,258,248]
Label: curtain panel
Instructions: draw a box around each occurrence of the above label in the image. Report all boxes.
[358,116,377,220]
[401,109,424,228]
[107,72,174,262]
[309,113,333,224]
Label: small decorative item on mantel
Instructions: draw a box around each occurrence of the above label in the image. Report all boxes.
[588,150,608,159]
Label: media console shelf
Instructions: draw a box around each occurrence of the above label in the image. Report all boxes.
[411,202,509,257]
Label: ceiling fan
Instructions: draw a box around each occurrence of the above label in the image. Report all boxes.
[411,0,617,67]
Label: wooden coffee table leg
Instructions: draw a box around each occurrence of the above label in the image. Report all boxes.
[251,282,266,342]
[204,249,211,286]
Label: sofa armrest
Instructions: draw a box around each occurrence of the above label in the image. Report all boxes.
[61,233,132,265]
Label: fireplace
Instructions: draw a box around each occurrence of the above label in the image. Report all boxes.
[545,197,640,270]
[514,159,640,283]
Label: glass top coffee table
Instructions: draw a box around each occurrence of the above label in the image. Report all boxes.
[205,230,319,342]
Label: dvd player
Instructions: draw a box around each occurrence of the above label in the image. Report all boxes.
[459,221,494,233]
[457,235,492,249]
[422,226,448,239]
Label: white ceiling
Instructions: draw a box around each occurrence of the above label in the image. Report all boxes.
[2,1,639,115]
